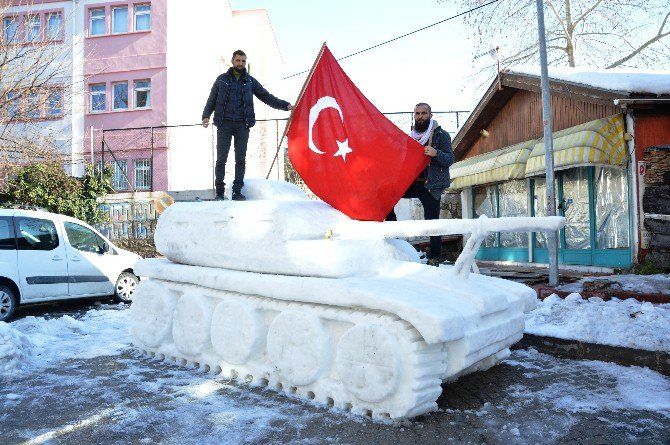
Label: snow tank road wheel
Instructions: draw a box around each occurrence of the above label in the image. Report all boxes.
[267,310,329,386]
[211,300,263,364]
[172,292,216,356]
[114,272,139,303]
[335,323,401,403]
[130,280,178,348]
[0,284,17,322]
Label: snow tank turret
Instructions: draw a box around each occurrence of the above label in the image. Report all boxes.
[130,179,564,420]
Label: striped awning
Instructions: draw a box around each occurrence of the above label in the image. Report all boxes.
[449,140,535,189]
[525,114,626,177]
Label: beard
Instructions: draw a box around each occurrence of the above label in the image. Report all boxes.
[414,119,430,133]
[234,66,245,74]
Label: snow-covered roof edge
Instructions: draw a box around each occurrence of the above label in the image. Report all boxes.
[508,66,670,96]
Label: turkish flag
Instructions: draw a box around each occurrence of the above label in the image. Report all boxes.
[287,44,428,222]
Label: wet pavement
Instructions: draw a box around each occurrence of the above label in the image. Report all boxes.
[2,304,669,445]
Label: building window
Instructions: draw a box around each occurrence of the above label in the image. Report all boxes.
[134,4,151,31]
[134,159,151,190]
[134,79,151,108]
[47,90,62,116]
[47,12,63,40]
[112,82,128,110]
[89,8,105,36]
[90,84,106,112]
[112,6,128,33]
[25,15,40,43]
[26,92,40,119]
[113,160,128,190]
[6,92,19,119]
[4,17,18,43]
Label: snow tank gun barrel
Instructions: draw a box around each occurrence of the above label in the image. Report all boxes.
[332,215,565,240]
[332,215,565,279]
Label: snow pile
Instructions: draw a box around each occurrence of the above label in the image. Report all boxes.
[509,66,670,96]
[557,274,670,295]
[525,294,670,351]
[0,321,33,377]
[1,305,130,378]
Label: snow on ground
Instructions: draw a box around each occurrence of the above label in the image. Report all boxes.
[2,303,669,443]
[556,274,670,295]
[525,293,670,352]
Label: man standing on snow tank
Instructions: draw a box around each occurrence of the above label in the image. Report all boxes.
[386,102,455,265]
[202,50,293,201]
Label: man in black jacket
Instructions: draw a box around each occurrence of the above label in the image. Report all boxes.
[386,103,455,264]
[202,50,293,201]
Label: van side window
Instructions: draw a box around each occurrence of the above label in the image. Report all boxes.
[64,221,105,253]
[15,218,59,251]
[0,217,16,249]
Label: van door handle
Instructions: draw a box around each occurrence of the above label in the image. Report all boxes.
[71,256,81,262]
[52,255,64,261]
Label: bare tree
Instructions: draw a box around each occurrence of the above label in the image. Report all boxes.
[455,0,670,72]
[0,1,73,173]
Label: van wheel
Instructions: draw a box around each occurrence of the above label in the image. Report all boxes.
[0,285,17,322]
[114,273,139,304]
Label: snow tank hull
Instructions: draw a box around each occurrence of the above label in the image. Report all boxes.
[130,179,538,420]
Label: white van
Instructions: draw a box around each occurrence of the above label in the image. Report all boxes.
[0,207,142,322]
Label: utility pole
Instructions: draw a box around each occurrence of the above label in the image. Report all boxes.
[536,0,560,286]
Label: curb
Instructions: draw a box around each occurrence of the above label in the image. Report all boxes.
[534,286,670,304]
[513,334,670,377]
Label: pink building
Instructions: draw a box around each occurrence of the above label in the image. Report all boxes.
[5,1,287,193]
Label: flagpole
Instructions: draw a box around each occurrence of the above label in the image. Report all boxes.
[266,42,328,179]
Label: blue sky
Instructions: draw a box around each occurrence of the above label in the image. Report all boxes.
[230,0,486,115]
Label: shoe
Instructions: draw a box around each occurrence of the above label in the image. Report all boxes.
[232,191,246,201]
[427,258,441,267]
[214,194,226,201]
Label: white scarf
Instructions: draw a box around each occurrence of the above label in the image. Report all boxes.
[410,119,436,146]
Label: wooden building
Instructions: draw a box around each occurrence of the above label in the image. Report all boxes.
[450,67,670,269]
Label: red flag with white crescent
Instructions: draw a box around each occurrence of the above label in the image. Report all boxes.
[287,44,428,221]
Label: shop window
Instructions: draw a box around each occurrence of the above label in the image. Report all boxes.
[473,184,498,247]
[499,180,529,248]
[594,167,629,249]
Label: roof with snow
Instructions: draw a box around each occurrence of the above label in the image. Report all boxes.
[452,66,670,156]
[509,66,670,97]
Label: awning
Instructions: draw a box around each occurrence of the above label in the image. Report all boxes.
[449,140,534,189]
[525,114,626,177]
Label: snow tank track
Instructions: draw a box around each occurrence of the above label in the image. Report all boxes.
[130,278,450,420]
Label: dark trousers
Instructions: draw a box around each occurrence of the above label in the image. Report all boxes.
[386,181,442,259]
[215,121,250,195]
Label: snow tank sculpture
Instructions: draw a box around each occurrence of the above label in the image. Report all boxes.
[130,179,564,420]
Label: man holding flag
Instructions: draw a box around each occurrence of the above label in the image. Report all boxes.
[386,103,454,265]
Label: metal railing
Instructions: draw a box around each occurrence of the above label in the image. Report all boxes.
[96,110,469,193]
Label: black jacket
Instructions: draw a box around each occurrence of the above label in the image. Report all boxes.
[422,125,454,199]
[202,68,289,128]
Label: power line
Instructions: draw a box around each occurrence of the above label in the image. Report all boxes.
[283,0,502,80]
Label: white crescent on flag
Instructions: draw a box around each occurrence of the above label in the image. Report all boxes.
[308,96,354,161]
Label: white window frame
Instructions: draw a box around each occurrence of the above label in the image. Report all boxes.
[89,8,105,36]
[6,92,19,119]
[47,89,62,117]
[26,92,41,119]
[112,6,128,34]
[113,160,128,190]
[90,83,106,112]
[4,16,18,43]
[134,158,151,190]
[134,4,151,31]
[25,14,40,42]
[133,79,151,109]
[47,12,63,40]
[112,81,128,110]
